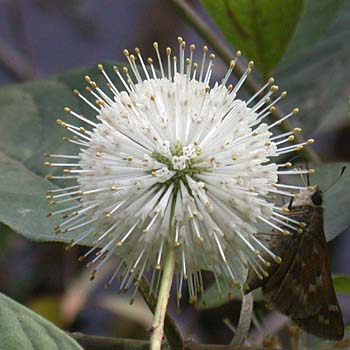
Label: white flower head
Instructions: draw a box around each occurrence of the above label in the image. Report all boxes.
[45,38,314,305]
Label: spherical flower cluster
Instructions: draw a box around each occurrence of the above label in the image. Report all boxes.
[45,38,313,305]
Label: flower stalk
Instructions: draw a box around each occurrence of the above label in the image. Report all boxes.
[230,292,254,345]
[150,243,176,350]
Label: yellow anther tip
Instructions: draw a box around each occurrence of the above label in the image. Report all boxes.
[275,256,282,264]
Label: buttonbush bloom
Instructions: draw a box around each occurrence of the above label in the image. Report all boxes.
[45,38,313,305]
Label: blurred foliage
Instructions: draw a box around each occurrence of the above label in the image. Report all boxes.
[333,275,350,294]
[201,0,303,77]
[0,63,129,245]
[28,295,63,327]
[277,7,350,137]
[0,292,82,350]
[281,0,345,64]
[310,162,350,241]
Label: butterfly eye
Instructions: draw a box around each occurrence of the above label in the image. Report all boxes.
[311,191,322,205]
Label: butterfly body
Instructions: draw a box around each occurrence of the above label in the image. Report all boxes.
[245,187,344,340]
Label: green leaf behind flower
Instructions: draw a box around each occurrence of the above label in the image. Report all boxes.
[310,162,350,242]
[200,0,303,77]
[0,62,126,244]
[281,0,345,64]
[0,152,86,243]
[277,8,350,136]
[0,292,82,350]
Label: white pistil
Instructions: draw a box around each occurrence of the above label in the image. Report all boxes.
[135,48,150,80]
[153,42,165,78]
[258,216,290,235]
[199,45,208,82]
[232,61,253,95]
[246,77,274,105]
[161,48,170,81]
[113,66,131,93]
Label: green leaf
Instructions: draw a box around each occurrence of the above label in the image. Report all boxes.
[0,292,82,350]
[311,162,350,241]
[333,274,350,294]
[201,0,303,77]
[198,277,263,310]
[0,62,124,177]
[0,62,126,245]
[282,0,345,63]
[277,9,350,136]
[0,152,87,244]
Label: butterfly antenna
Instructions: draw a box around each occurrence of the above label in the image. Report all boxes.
[288,155,310,185]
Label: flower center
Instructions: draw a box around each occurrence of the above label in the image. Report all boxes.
[151,140,208,190]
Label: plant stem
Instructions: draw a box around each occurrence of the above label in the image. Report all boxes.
[150,244,176,350]
[171,0,321,165]
[230,292,253,346]
[138,277,183,349]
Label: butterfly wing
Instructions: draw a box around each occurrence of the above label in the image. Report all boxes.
[245,232,296,293]
[263,207,344,340]
[292,233,344,340]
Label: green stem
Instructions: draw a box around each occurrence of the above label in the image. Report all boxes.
[150,244,176,350]
[171,0,321,165]
[138,277,183,349]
